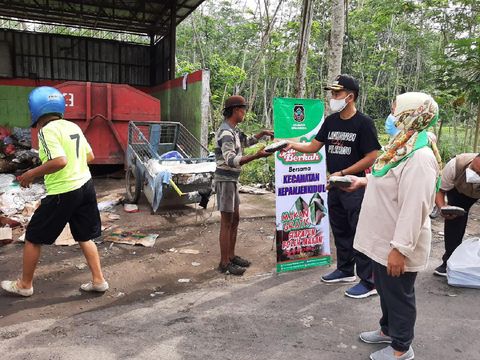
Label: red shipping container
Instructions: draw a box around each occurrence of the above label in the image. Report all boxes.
[32,81,161,164]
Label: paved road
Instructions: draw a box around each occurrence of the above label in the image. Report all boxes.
[1,262,479,360]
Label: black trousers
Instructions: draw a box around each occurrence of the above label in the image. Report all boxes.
[442,188,478,265]
[328,187,373,285]
[373,261,417,352]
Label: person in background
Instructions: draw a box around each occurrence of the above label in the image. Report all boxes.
[348,92,441,360]
[214,95,273,276]
[384,101,400,138]
[1,86,107,297]
[284,74,381,299]
[433,152,480,276]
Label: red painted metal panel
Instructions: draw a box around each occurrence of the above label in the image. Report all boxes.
[32,81,161,164]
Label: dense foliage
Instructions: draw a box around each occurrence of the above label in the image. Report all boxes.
[177,0,479,167]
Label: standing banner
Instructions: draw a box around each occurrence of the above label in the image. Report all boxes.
[273,97,331,273]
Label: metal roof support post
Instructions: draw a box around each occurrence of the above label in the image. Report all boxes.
[169,0,176,80]
[149,34,156,86]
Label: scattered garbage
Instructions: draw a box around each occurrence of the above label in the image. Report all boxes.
[0,183,45,219]
[54,224,76,246]
[179,249,200,255]
[447,237,480,289]
[0,126,39,173]
[123,203,139,213]
[115,292,125,298]
[104,231,158,247]
[107,213,120,220]
[97,193,124,211]
[191,262,201,267]
[75,263,88,270]
[178,278,191,283]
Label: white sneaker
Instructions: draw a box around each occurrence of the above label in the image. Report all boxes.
[80,281,109,292]
[1,280,34,297]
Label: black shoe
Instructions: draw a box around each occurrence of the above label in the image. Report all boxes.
[218,262,246,276]
[231,255,251,268]
[434,263,447,277]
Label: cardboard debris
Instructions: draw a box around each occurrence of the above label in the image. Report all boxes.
[54,224,76,246]
[104,231,158,247]
[21,200,40,218]
[0,227,12,240]
[0,226,13,246]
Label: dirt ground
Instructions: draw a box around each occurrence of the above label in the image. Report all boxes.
[0,177,278,327]
[1,176,480,329]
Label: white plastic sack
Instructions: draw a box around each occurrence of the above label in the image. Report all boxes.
[447,237,480,289]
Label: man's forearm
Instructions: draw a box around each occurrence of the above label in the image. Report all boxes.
[290,141,323,154]
[29,157,67,178]
[239,153,261,166]
[435,190,447,208]
[342,152,378,175]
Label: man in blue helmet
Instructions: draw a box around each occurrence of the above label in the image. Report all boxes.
[1,86,108,297]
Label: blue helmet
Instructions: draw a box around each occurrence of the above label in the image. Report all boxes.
[28,86,65,127]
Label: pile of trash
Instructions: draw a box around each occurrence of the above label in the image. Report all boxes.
[0,126,40,173]
[0,174,46,245]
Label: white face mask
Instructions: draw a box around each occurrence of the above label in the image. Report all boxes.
[466,168,480,184]
[329,95,350,113]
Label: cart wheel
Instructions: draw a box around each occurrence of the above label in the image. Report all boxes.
[125,166,142,204]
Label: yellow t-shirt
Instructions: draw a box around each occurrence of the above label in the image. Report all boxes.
[38,119,92,195]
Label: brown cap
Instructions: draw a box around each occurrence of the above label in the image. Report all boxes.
[224,95,247,109]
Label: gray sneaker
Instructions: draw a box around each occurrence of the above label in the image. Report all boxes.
[370,345,414,360]
[359,329,392,344]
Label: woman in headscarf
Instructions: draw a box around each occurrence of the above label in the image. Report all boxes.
[343,92,441,360]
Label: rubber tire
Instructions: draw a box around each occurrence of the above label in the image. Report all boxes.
[125,165,142,204]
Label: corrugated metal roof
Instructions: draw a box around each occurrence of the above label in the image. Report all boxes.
[0,0,205,36]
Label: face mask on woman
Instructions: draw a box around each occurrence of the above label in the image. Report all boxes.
[384,114,400,137]
[329,94,351,113]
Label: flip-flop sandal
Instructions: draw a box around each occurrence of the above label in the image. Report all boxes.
[1,280,33,297]
[80,281,109,292]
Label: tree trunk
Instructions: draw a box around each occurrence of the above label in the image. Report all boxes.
[294,0,314,98]
[326,0,345,83]
[474,104,480,152]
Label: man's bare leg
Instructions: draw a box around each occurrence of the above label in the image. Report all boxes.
[79,240,106,285]
[220,212,233,266]
[17,240,41,289]
[229,209,240,259]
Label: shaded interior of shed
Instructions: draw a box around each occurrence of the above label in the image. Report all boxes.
[0,1,205,86]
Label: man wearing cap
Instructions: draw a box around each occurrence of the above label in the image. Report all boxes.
[285,75,381,298]
[215,95,273,276]
[433,153,480,277]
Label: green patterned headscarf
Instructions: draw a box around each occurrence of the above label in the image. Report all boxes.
[372,92,441,177]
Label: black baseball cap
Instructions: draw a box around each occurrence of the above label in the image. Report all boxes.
[324,74,360,92]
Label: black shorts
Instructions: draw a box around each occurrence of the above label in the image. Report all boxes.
[26,179,101,245]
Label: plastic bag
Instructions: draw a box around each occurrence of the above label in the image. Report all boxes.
[447,237,480,289]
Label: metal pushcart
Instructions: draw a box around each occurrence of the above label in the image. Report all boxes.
[125,121,215,212]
